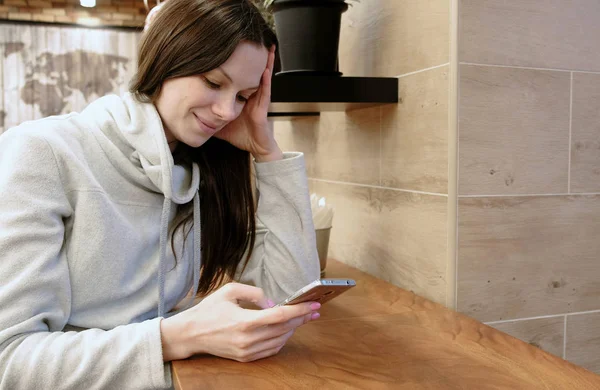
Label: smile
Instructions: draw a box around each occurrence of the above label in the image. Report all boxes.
[194,114,219,136]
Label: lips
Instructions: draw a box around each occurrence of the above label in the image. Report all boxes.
[193,114,219,136]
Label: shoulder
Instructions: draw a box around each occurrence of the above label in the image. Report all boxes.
[1,93,124,150]
[0,114,87,162]
[1,121,54,150]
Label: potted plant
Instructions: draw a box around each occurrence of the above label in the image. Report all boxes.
[257,0,359,76]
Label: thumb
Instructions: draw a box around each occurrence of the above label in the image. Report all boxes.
[218,282,275,309]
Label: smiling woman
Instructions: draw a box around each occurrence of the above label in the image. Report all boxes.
[155,42,268,149]
[0,0,321,389]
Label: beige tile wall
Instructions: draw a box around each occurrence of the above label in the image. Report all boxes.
[458,195,600,322]
[458,65,570,195]
[458,0,600,371]
[566,312,600,372]
[339,0,449,77]
[275,0,452,305]
[274,110,380,186]
[571,72,600,193]
[310,180,448,304]
[381,66,449,194]
[489,317,565,358]
[459,0,600,72]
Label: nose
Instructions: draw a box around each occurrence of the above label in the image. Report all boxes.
[212,94,237,122]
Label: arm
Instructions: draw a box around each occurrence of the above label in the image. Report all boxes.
[213,47,320,302]
[235,152,321,303]
[0,128,170,390]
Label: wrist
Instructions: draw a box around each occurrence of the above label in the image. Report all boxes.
[160,316,191,362]
[253,146,283,163]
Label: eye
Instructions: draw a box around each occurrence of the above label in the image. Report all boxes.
[203,77,220,90]
[236,95,249,103]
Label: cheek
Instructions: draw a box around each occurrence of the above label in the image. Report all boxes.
[234,104,245,117]
[193,90,214,106]
[182,81,212,107]
[157,94,180,125]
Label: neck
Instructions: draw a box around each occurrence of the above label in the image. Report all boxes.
[168,140,178,153]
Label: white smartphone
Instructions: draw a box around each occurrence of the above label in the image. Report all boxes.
[276,278,356,306]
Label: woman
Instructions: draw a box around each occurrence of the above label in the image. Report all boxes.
[0,0,321,388]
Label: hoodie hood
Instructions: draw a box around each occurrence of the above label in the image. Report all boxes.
[80,92,202,317]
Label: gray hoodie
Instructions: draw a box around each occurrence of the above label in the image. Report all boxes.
[0,93,320,389]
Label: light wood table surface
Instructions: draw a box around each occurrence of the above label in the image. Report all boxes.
[172,259,600,389]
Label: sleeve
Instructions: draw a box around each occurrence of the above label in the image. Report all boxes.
[235,152,321,303]
[0,128,171,390]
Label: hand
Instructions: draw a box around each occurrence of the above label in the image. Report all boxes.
[215,45,283,162]
[160,282,321,362]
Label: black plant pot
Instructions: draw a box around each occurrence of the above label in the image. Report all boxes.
[271,0,348,76]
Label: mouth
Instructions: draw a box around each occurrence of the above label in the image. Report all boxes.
[193,114,219,136]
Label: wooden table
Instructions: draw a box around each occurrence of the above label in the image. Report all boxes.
[172,260,600,389]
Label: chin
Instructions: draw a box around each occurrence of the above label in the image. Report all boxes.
[183,136,210,148]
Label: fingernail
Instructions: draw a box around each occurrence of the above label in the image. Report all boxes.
[311,312,320,320]
[267,299,275,308]
[310,302,321,310]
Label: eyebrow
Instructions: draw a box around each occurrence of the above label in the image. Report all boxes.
[216,67,260,92]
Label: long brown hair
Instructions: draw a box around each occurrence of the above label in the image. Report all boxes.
[129,0,277,296]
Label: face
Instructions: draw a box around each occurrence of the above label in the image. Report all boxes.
[155,41,268,149]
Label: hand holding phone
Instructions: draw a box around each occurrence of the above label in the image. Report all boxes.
[276,278,356,306]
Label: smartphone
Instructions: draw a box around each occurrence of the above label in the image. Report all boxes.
[276,278,356,306]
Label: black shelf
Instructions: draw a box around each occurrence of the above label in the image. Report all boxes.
[267,74,398,118]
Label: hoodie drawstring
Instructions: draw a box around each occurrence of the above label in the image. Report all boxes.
[157,197,172,318]
[186,192,201,309]
[157,175,202,318]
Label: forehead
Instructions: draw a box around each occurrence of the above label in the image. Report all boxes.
[217,41,268,89]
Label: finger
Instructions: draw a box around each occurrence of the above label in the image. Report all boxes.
[232,316,303,359]
[255,67,271,110]
[267,45,276,74]
[304,311,318,324]
[217,282,272,309]
[246,329,294,357]
[239,331,292,362]
[250,302,320,327]
[240,345,283,363]
[257,49,275,110]
[252,312,311,342]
